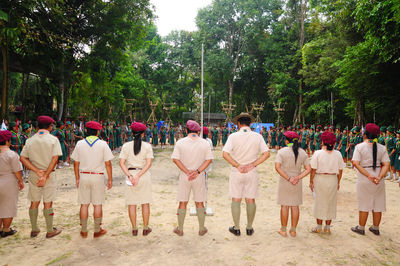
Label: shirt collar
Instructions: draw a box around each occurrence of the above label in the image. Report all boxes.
[239,126,251,132]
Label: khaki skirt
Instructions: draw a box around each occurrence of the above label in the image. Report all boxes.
[0,174,19,218]
[356,171,386,212]
[277,176,302,206]
[313,174,338,220]
[125,170,152,205]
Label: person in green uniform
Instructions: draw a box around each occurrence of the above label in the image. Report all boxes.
[314,126,322,151]
[52,121,68,168]
[386,126,397,181]
[9,122,21,154]
[300,125,308,150]
[261,127,268,144]
[309,125,315,155]
[146,125,151,143]
[270,127,277,150]
[65,121,73,151]
[20,123,31,180]
[335,125,341,150]
[222,125,229,146]
[73,121,84,146]
[338,128,348,163]
[277,128,283,150]
[160,126,167,148]
[378,126,386,146]
[115,122,123,152]
[211,126,219,148]
[152,124,159,147]
[169,126,175,146]
[393,130,400,183]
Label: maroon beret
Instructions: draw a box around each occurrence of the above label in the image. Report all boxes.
[0,130,12,142]
[365,123,380,136]
[321,131,336,145]
[284,131,299,140]
[131,122,146,132]
[203,126,209,136]
[186,120,201,132]
[37,116,55,124]
[85,121,102,130]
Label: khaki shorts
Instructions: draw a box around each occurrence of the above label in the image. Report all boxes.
[78,174,105,205]
[177,172,207,202]
[125,170,153,205]
[229,167,259,199]
[28,172,57,203]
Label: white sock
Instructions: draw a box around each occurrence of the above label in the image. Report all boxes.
[394,173,397,180]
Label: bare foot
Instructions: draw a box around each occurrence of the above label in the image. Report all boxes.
[289,230,296,237]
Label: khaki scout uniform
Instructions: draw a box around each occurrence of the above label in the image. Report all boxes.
[20,130,62,202]
[71,136,114,205]
[171,135,214,202]
[223,126,269,199]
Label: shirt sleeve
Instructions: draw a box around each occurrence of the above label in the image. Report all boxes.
[70,143,79,161]
[146,144,154,159]
[222,135,233,153]
[310,152,318,169]
[20,139,30,158]
[337,151,345,170]
[275,150,283,164]
[119,143,129,159]
[103,142,114,162]
[381,148,390,163]
[258,136,269,153]
[171,142,181,159]
[11,153,23,172]
[352,144,361,162]
[204,143,214,160]
[52,140,63,157]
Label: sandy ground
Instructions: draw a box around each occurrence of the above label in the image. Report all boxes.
[1,146,400,266]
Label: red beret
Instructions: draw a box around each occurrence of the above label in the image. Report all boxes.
[186,120,201,132]
[321,131,336,145]
[85,121,102,130]
[203,126,209,136]
[37,116,55,124]
[365,123,380,136]
[130,122,146,132]
[284,131,299,140]
[0,130,12,142]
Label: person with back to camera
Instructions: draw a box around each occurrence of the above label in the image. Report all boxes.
[309,131,344,234]
[275,131,311,237]
[351,123,390,236]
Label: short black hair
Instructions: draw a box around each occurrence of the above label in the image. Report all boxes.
[187,129,198,134]
[38,123,52,129]
[86,128,98,136]
[0,141,6,145]
[237,117,251,126]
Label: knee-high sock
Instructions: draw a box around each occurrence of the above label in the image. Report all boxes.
[80,218,88,233]
[43,208,54,233]
[196,208,206,231]
[177,209,186,231]
[246,203,256,230]
[94,217,102,233]
[231,201,241,229]
[29,208,39,232]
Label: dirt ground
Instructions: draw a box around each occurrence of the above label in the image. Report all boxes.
[1,146,400,265]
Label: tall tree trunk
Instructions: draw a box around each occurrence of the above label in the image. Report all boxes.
[228,79,233,105]
[21,73,29,122]
[1,45,7,119]
[57,62,65,121]
[297,0,307,123]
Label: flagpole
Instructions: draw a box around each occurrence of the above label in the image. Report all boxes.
[201,43,204,137]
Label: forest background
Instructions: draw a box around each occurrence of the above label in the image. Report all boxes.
[0,0,399,127]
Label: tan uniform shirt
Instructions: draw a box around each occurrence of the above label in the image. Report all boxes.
[310,149,344,174]
[20,130,62,170]
[71,137,114,172]
[119,141,154,168]
[223,126,269,164]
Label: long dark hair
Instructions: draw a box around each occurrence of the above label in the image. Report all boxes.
[366,131,378,170]
[288,138,300,164]
[132,131,144,155]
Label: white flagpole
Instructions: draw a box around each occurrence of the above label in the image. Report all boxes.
[200,43,204,137]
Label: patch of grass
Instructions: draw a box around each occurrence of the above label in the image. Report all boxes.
[61,234,71,241]
[45,251,73,265]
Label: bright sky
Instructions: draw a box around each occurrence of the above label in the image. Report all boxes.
[150,0,212,36]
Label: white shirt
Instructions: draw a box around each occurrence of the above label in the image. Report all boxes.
[223,126,269,165]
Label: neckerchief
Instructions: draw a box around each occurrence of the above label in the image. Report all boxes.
[84,136,99,147]
[11,130,21,144]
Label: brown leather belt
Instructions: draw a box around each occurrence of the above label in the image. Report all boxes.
[80,171,104,175]
[128,168,142,170]
[316,173,337,175]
